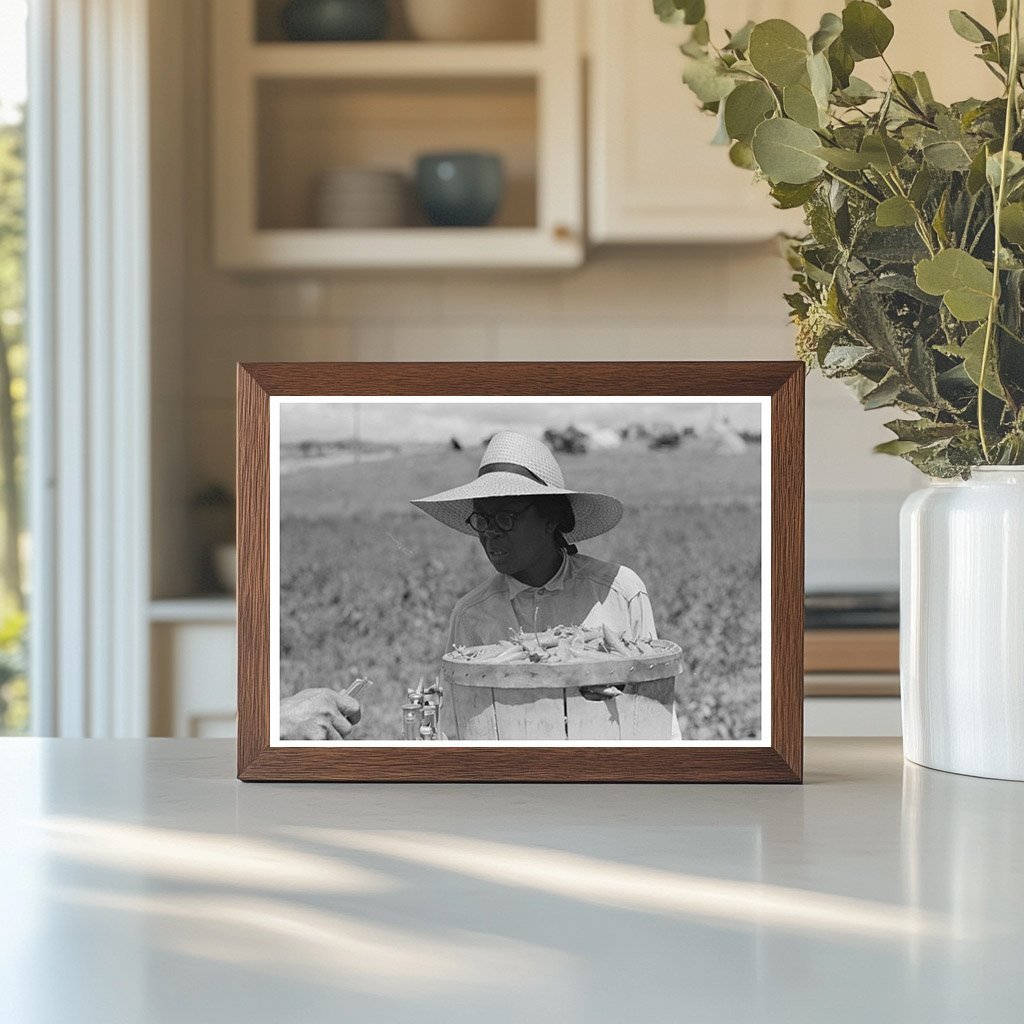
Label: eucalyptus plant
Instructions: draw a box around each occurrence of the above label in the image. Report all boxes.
[657,0,1024,476]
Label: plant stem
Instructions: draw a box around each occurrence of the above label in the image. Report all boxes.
[969,213,994,253]
[750,69,784,117]
[822,167,880,205]
[979,0,1021,462]
[997,319,1024,345]
[884,170,938,255]
[962,191,980,249]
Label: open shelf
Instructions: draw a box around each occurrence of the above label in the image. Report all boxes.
[249,42,544,77]
[256,77,537,232]
[254,0,539,45]
[212,0,582,268]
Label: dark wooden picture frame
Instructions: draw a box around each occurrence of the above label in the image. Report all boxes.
[237,362,804,782]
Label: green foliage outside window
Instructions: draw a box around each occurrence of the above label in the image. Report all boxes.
[0,110,27,733]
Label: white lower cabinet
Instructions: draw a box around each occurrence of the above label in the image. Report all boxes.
[150,603,236,738]
[805,697,902,738]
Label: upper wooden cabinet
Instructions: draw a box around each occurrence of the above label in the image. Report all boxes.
[587,0,808,243]
[211,0,584,269]
[211,0,1007,266]
[586,0,1002,245]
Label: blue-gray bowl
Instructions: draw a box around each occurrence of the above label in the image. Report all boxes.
[281,0,388,42]
[415,153,505,228]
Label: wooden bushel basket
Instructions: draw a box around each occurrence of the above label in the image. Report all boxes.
[441,640,683,740]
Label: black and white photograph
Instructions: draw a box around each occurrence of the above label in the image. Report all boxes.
[270,396,770,745]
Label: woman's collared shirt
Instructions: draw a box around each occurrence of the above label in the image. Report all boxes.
[445,552,657,651]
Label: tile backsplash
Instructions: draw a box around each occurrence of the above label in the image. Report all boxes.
[180,246,917,593]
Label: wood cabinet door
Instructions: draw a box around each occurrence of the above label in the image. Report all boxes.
[586,0,999,244]
[587,0,808,243]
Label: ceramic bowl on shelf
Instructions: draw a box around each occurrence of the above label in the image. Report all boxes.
[414,152,504,227]
[403,0,535,42]
[280,0,389,42]
[315,167,408,228]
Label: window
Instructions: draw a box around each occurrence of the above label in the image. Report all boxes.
[0,0,28,734]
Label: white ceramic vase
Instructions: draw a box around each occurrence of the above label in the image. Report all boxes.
[900,467,1024,781]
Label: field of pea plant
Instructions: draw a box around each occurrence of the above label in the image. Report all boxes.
[278,441,763,740]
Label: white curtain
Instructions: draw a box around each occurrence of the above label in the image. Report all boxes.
[28,0,150,736]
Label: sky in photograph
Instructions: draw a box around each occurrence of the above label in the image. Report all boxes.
[280,399,763,446]
[0,1,27,123]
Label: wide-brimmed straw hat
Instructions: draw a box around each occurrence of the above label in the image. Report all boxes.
[410,430,624,543]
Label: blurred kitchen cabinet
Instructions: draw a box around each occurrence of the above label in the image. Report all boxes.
[585,0,997,244]
[150,601,237,738]
[804,627,901,736]
[212,0,583,268]
[587,0,808,243]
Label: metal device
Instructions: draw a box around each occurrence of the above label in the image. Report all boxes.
[402,678,443,741]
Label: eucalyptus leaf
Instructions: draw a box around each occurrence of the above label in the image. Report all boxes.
[810,13,843,54]
[862,374,903,409]
[692,19,710,45]
[684,2,706,27]
[948,10,994,44]
[916,250,994,322]
[874,439,922,455]
[653,0,705,26]
[725,59,757,76]
[967,144,992,194]
[748,20,809,87]
[909,165,934,205]
[683,57,737,103]
[724,81,776,145]
[876,197,918,228]
[912,71,935,104]
[1000,203,1024,245]
[932,190,950,247]
[939,325,1006,398]
[993,0,1008,24]
[837,76,879,104]
[724,20,755,53]
[752,118,828,184]
[884,418,963,443]
[784,80,825,129]
[842,1,895,59]
[711,107,731,145]
[813,146,872,170]
[986,151,1024,191]
[729,141,758,169]
[653,0,683,24]
[860,133,904,173]
[922,140,973,171]
[770,180,820,209]
[892,73,922,109]
[808,52,833,111]
[827,36,856,89]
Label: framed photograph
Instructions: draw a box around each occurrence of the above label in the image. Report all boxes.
[237,362,804,782]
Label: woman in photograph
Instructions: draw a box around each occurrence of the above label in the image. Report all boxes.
[410,430,682,739]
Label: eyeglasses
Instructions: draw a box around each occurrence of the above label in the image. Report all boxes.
[466,504,534,534]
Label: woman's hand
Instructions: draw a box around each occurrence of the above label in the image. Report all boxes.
[279,688,361,740]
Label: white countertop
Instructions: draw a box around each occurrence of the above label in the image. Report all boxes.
[1,738,1021,1023]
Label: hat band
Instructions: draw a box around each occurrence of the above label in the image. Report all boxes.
[478,462,549,486]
